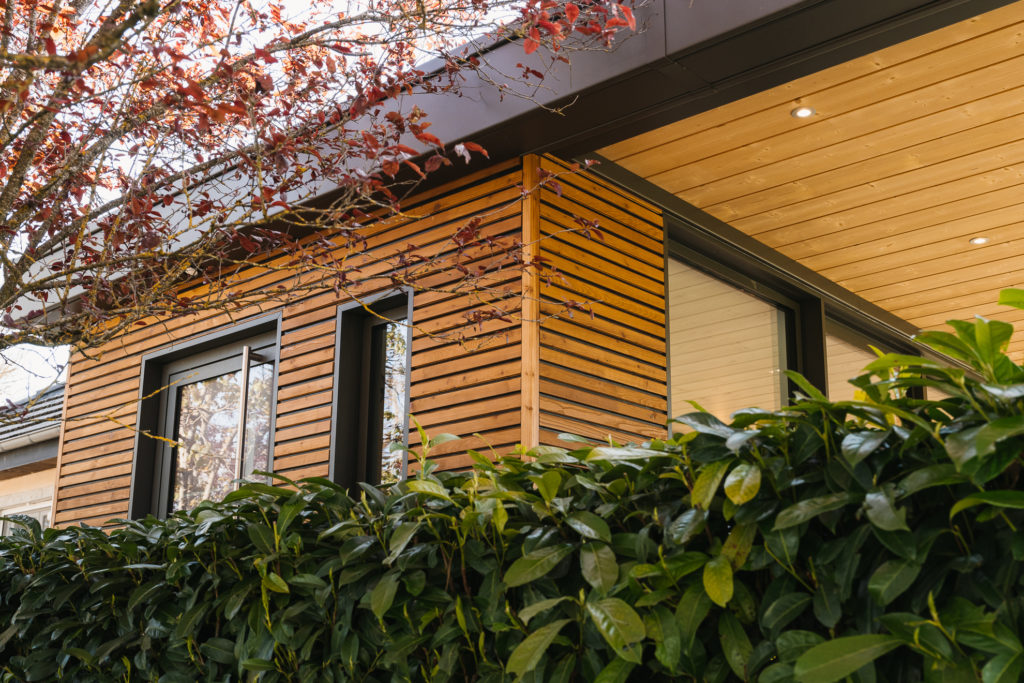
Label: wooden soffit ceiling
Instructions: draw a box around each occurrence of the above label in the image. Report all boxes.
[600,1,1024,357]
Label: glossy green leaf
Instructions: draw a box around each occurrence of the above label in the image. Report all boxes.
[276,495,305,536]
[519,597,572,626]
[566,511,611,543]
[719,611,753,680]
[371,573,399,619]
[722,523,756,570]
[841,430,889,466]
[405,479,451,501]
[667,508,708,546]
[427,433,461,448]
[506,618,571,677]
[868,559,921,606]
[982,652,1024,683]
[580,542,618,594]
[528,470,561,502]
[384,521,419,565]
[505,544,574,588]
[693,459,732,510]
[786,370,829,401]
[199,637,236,664]
[648,605,682,672]
[998,288,1024,310]
[776,631,825,664]
[812,579,842,630]
[774,493,860,530]
[676,581,713,649]
[262,572,289,594]
[674,412,735,438]
[760,663,796,683]
[724,463,762,505]
[950,491,1024,519]
[761,593,811,636]
[587,446,658,461]
[585,598,646,662]
[593,657,636,683]
[863,488,909,531]
[704,555,734,608]
[793,635,901,683]
[898,464,961,497]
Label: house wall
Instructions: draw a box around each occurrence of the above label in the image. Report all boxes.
[529,156,669,445]
[54,155,673,526]
[55,160,527,526]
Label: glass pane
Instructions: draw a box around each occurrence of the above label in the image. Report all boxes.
[172,360,273,511]
[242,362,274,481]
[379,319,407,485]
[826,332,878,401]
[668,258,787,423]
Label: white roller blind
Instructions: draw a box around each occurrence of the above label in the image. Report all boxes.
[668,258,787,423]
[826,332,878,401]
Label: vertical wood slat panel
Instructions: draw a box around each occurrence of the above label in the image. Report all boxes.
[520,155,542,448]
[54,161,525,526]
[537,156,668,446]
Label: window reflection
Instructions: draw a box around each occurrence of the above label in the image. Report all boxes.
[378,319,407,485]
[171,360,273,511]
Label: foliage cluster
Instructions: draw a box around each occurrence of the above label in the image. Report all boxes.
[6,298,1024,681]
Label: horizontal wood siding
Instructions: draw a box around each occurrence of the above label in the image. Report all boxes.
[55,161,525,526]
[535,156,668,446]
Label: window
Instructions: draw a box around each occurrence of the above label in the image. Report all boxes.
[668,257,789,422]
[0,503,50,535]
[826,321,883,401]
[130,317,280,518]
[331,293,412,488]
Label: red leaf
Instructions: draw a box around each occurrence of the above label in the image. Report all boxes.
[619,4,636,30]
[461,141,489,158]
[424,154,449,173]
[524,38,540,54]
[565,2,579,23]
[44,37,56,55]
[414,131,443,147]
[405,160,425,178]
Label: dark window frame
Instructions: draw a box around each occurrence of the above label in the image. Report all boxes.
[329,290,414,489]
[128,314,282,519]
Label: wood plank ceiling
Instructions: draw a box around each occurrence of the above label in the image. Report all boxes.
[600,0,1024,359]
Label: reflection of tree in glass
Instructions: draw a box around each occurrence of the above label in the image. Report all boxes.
[242,364,273,483]
[380,320,407,485]
[172,362,273,511]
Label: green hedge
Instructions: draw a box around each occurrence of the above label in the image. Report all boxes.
[6,297,1024,681]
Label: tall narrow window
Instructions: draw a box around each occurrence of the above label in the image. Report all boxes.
[668,257,789,422]
[131,321,279,518]
[332,295,412,489]
[359,312,408,485]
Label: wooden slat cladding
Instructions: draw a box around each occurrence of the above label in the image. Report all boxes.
[533,156,668,446]
[55,161,526,526]
[599,1,1024,360]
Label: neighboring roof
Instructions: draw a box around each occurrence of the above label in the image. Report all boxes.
[0,383,64,448]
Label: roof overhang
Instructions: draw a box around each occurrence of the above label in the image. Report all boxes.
[590,0,1024,357]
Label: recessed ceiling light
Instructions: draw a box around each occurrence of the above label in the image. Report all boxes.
[791,106,816,119]
[969,236,990,245]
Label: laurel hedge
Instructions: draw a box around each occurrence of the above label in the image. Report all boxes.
[5,297,1024,681]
